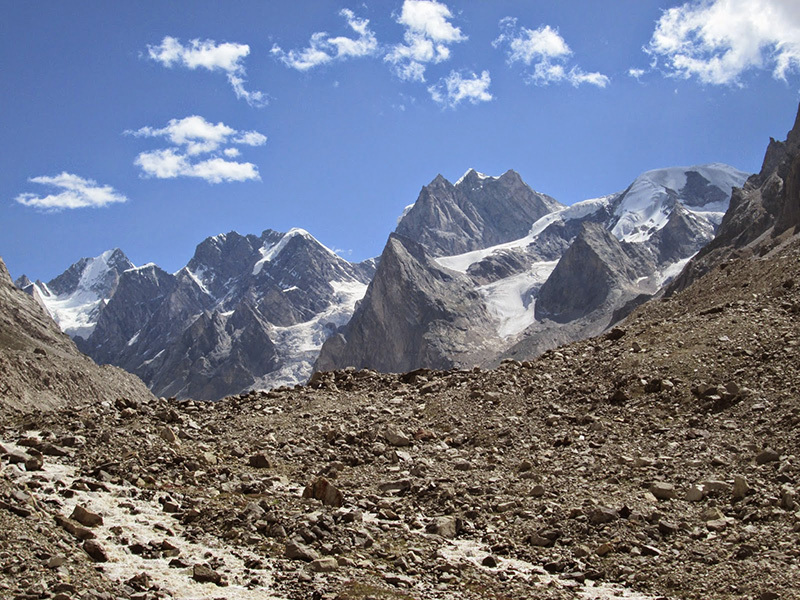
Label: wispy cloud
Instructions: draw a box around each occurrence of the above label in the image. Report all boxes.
[385,0,466,82]
[15,173,127,211]
[147,36,267,106]
[272,9,379,71]
[127,116,266,184]
[494,18,610,88]
[644,0,800,85]
[429,70,492,107]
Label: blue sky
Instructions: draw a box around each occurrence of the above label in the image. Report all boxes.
[2,0,800,280]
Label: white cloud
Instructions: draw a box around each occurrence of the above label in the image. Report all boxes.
[147,36,267,106]
[134,150,259,183]
[645,0,800,85]
[385,0,466,82]
[494,18,610,88]
[429,70,493,107]
[628,68,646,80]
[128,116,265,184]
[272,9,379,71]
[15,172,127,210]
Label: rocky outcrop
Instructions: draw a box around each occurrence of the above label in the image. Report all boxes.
[315,234,498,373]
[535,223,655,323]
[395,169,562,256]
[0,257,154,412]
[668,103,800,294]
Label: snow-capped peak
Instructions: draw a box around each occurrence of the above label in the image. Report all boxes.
[36,249,135,340]
[455,168,493,186]
[611,163,749,243]
[252,228,337,276]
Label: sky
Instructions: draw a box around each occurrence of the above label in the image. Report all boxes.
[2,0,800,281]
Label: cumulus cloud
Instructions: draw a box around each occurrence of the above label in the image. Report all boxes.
[127,116,265,184]
[429,70,492,107]
[644,0,800,85]
[14,173,127,211]
[385,0,466,82]
[272,9,379,70]
[494,18,610,88]
[147,36,267,106]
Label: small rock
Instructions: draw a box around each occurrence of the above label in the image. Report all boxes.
[55,515,95,540]
[83,540,108,562]
[658,520,679,535]
[702,480,731,495]
[649,482,677,500]
[310,557,338,572]
[192,564,223,585]
[589,506,619,525]
[482,555,498,568]
[706,518,728,531]
[70,505,103,527]
[530,485,546,497]
[47,555,66,568]
[685,485,705,502]
[285,542,319,562]
[756,448,780,464]
[732,475,749,500]
[159,426,178,444]
[384,426,411,447]
[428,515,459,539]
[595,542,614,556]
[248,453,272,469]
[302,477,344,507]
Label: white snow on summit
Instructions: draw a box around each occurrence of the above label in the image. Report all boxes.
[252,228,337,276]
[35,249,131,339]
[611,164,749,243]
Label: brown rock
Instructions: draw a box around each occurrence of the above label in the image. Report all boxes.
[302,477,344,507]
[83,540,108,562]
[193,564,223,585]
[70,505,103,527]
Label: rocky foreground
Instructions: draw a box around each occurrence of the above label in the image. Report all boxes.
[1,230,799,600]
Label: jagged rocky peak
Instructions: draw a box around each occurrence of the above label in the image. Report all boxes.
[46,248,133,297]
[668,102,800,294]
[395,169,563,257]
[535,222,655,323]
[315,233,498,374]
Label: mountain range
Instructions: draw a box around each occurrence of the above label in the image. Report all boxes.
[17,162,749,400]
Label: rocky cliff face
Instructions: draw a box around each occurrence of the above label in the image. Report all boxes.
[668,103,800,295]
[395,169,562,257]
[535,222,655,323]
[0,256,154,412]
[315,234,498,373]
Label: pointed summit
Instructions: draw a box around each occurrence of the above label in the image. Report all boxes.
[396,168,562,256]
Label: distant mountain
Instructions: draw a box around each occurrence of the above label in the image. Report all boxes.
[23,229,375,400]
[22,161,752,399]
[0,256,153,412]
[395,169,562,256]
[19,249,133,339]
[317,164,750,373]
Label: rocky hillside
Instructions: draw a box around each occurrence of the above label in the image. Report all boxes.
[669,103,800,294]
[2,105,799,600]
[1,227,798,599]
[0,257,153,413]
